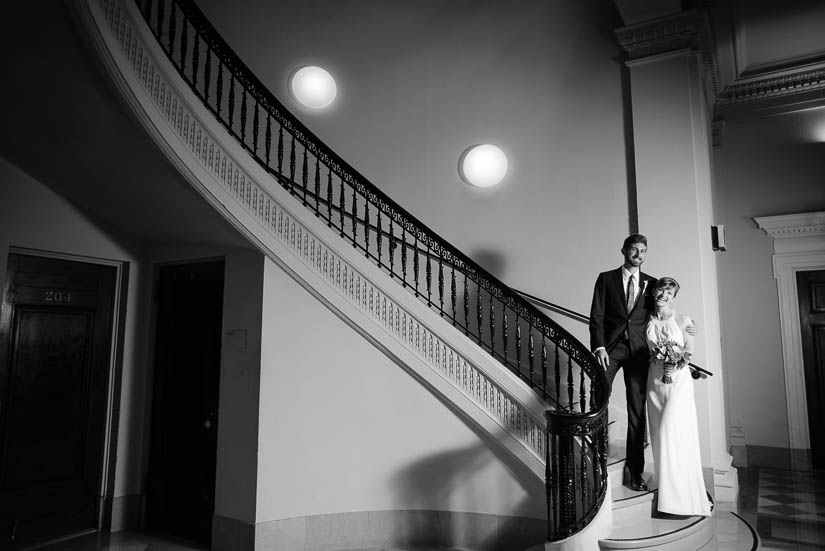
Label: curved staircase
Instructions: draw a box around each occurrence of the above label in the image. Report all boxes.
[600,442,716,550]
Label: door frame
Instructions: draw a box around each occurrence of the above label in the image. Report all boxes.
[6,246,128,531]
[143,256,225,539]
[755,212,825,457]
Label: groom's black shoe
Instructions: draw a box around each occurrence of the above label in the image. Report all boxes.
[623,466,649,492]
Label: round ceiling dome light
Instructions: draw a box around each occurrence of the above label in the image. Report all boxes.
[290,66,337,109]
[459,144,508,188]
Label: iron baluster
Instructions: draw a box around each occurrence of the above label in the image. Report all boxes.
[228,75,235,131]
[503,311,508,364]
[581,437,588,509]
[542,338,548,393]
[143,0,152,27]
[216,63,223,118]
[580,366,586,413]
[240,90,247,143]
[388,220,393,275]
[277,124,284,175]
[463,276,469,335]
[349,185,357,246]
[168,1,176,58]
[516,321,522,375]
[567,355,574,410]
[549,431,558,535]
[489,302,495,356]
[301,149,308,205]
[338,176,345,236]
[326,170,333,224]
[204,48,211,104]
[364,202,370,256]
[401,231,407,287]
[377,211,383,266]
[252,101,260,154]
[265,115,272,166]
[528,332,535,385]
[289,136,296,190]
[426,244,432,305]
[450,264,456,325]
[554,343,561,403]
[561,435,576,528]
[437,255,444,314]
[192,34,200,91]
[413,236,419,296]
[476,283,483,343]
[156,0,164,39]
[314,158,320,214]
[180,15,188,75]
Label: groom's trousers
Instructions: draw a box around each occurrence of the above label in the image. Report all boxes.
[605,340,649,478]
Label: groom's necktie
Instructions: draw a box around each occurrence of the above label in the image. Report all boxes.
[626,275,635,314]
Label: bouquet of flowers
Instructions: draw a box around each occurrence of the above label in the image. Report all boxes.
[652,338,687,384]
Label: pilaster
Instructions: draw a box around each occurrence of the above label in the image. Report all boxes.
[617,10,736,503]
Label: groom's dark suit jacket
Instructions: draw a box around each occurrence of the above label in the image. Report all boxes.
[589,268,657,357]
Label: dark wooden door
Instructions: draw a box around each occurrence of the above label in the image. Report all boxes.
[798,269,825,468]
[0,253,117,549]
[146,260,223,544]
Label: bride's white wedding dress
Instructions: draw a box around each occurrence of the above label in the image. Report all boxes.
[646,313,711,516]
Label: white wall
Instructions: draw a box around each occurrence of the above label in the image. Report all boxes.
[195,0,631,318]
[257,257,546,522]
[0,155,149,498]
[714,111,825,448]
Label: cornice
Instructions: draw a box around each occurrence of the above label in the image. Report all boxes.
[717,67,825,106]
[616,11,707,60]
[755,212,825,239]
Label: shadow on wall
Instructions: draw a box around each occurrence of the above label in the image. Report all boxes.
[470,248,508,281]
[391,427,546,550]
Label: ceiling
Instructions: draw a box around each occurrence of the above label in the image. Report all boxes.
[0,0,252,250]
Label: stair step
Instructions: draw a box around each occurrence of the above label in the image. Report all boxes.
[599,513,715,550]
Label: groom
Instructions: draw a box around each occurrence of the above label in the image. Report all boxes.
[589,234,656,492]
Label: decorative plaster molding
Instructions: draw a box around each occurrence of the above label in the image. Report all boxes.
[616,10,720,106]
[755,212,825,451]
[718,68,825,106]
[755,211,825,239]
[74,0,549,476]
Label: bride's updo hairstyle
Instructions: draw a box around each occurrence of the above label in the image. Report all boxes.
[654,277,680,296]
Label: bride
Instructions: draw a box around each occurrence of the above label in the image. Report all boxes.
[646,277,710,516]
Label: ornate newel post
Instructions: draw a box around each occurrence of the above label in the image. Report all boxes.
[614,3,737,503]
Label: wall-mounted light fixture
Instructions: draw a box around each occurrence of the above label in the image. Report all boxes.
[289,66,337,110]
[711,224,726,251]
[459,144,508,188]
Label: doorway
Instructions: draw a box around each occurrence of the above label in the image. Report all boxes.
[146,260,224,545]
[0,253,118,549]
[798,269,825,468]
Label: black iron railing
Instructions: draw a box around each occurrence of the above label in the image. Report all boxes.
[134,0,609,540]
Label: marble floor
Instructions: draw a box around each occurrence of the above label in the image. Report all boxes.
[26,465,825,550]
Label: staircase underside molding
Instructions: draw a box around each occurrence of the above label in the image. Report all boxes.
[72,0,549,477]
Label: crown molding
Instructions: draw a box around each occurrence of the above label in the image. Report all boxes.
[717,67,825,107]
[755,212,825,239]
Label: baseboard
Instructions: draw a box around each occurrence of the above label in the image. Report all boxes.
[746,445,812,471]
[214,510,545,551]
[212,514,255,551]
